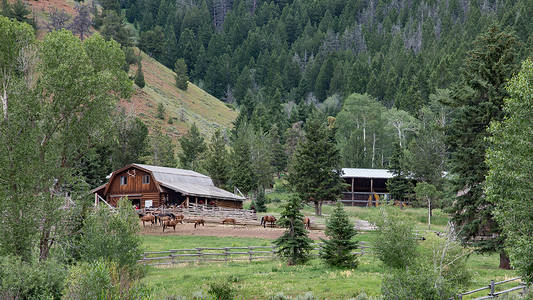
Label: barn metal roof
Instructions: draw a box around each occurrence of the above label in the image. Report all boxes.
[133,164,245,201]
[133,164,214,186]
[341,168,394,179]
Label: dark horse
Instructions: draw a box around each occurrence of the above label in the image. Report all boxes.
[194,219,205,228]
[303,217,311,230]
[260,215,276,228]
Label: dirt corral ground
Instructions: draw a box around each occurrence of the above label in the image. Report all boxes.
[139,219,328,240]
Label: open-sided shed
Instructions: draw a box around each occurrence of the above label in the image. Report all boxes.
[91,164,245,209]
[341,168,393,206]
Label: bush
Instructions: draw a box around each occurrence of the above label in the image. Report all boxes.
[381,233,470,300]
[63,259,152,300]
[0,256,66,299]
[79,198,143,274]
[369,205,417,269]
[207,282,234,300]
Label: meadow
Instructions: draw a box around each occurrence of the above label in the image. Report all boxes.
[140,204,519,299]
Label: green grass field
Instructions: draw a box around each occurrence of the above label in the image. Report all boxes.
[140,234,518,299]
[140,194,520,299]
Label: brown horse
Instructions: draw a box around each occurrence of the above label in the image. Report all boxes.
[303,217,311,229]
[222,218,236,225]
[158,215,171,225]
[163,219,181,232]
[175,215,185,224]
[260,215,276,228]
[194,219,205,228]
[140,214,157,227]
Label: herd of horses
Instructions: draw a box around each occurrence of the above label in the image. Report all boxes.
[139,213,312,231]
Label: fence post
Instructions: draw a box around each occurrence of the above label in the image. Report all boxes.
[249,247,253,262]
[197,248,202,263]
[489,280,495,296]
[224,248,229,262]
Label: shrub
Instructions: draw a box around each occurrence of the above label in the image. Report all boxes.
[0,256,66,299]
[207,282,234,300]
[79,198,143,274]
[63,259,152,300]
[369,205,417,269]
[381,232,471,300]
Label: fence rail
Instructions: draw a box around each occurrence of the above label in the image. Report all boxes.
[139,242,372,266]
[456,277,526,299]
[140,204,257,220]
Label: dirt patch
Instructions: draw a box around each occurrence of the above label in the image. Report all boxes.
[140,220,327,240]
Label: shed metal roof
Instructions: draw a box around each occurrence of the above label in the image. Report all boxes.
[158,181,245,201]
[341,168,394,179]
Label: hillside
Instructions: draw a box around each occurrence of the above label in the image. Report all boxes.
[125,50,238,141]
[21,0,239,143]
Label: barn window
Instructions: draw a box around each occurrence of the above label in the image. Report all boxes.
[142,175,150,184]
[120,176,127,185]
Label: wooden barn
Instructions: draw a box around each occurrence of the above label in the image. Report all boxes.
[91,164,245,209]
[341,168,393,206]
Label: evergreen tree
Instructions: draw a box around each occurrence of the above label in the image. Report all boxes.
[386,143,413,202]
[143,127,175,167]
[319,202,359,268]
[134,61,145,88]
[174,58,189,90]
[445,25,520,269]
[203,129,230,188]
[230,124,257,194]
[274,195,313,266]
[287,113,345,216]
[178,123,206,170]
[254,187,267,213]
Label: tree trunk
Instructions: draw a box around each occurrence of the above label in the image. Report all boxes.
[499,252,511,270]
[314,201,322,216]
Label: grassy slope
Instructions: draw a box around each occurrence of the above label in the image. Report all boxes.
[126,50,238,144]
[26,0,238,148]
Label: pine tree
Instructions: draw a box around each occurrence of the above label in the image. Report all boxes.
[174,58,189,90]
[386,143,412,202]
[274,195,313,266]
[287,113,345,216]
[319,202,359,268]
[445,25,520,269]
[178,123,206,170]
[254,188,267,212]
[134,61,145,88]
[203,129,230,188]
[230,124,257,194]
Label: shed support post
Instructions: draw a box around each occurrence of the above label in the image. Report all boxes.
[370,178,374,206]
[351,178,354,205]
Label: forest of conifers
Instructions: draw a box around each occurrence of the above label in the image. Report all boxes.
[124,0,533,107]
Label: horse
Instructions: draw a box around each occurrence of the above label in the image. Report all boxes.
[175,215,185,224]
[140,213,158,227]
[163,219,181,232]
[260,215,276,228]
[194,219,205,228]
[303,217,311,230]
[158,215,171,225]
[222,218,236,225]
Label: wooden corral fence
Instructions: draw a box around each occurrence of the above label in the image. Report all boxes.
[455,277,527,299]
[139,203,257,221]
[138,242,372,266]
